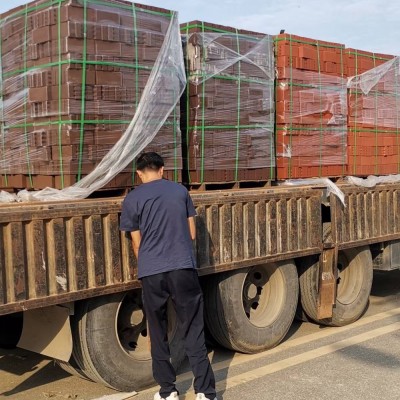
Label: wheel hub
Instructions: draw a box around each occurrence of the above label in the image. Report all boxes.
[242,264,285,328]
[117,292,150,360]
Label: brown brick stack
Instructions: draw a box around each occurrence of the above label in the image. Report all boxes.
[275,34,348,179]
[0,0,182,190]
[180,21,275,185]
[346,49,398,176]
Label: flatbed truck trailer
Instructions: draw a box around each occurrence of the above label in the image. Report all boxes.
[0,182,399,391]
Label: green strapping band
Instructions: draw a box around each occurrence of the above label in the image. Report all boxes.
[173,88,178,181]
[353,50,359,174]
[57,0,64,188]
[349,128,398,134]
[183,23,191,183]
[0,0,62,23]
[288,34,294,177]
[0,19,7,186]
[6,119,176,130]
[200,21,206,183]
[269,39,275,179]
[316,41,323,176]
[286,81,343,92]
[77,0,88,181]
[0,0,172,23]
[190,124,271,130]
[395,62,400,173]
[277,126,345,132]
[189,71,271,85]
[346,50,392,62]
[23,4,33,187]
[131,2,138,185]
[372,53,378,175]
[86,0,172,16]
[180,23,262,41]
[274,36,343,50]
[234,28,241,181]
[340,46,346,175]
[4,59,152,79]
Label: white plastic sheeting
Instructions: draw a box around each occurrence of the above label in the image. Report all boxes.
[2,11,186,202]
[347,56,399,95]
[184,32,275,84]
[282,178,345,206]
[346,174,400,188]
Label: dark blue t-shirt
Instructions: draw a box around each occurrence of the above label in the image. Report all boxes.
[120,179,197,279]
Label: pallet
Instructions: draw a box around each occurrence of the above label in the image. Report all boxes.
[187,180,272,191]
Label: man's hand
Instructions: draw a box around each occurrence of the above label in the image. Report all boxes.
[188,216,196,241]
[130,230,141,259]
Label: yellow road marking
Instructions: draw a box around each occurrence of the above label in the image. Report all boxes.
[181,307,400,380]
[137,307,400,398]
[218,321,400,392]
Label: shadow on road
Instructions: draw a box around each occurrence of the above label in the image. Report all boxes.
[371,270,400,297]
[341,341,400,368]
[0,348,68,397]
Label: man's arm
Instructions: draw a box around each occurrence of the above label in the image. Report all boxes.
[130,230,141,259]
[188,216,196,241]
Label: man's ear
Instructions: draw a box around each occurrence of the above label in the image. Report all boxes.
[159,166,164,177]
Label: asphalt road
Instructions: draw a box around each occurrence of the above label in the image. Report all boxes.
[1,269,399,400]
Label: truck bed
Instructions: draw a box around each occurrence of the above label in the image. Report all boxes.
[0,186,322,315]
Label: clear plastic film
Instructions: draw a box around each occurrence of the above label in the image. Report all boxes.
[347,56,400,129]
[282,178,345,206]
[0,0,186,200]
[347,56,400,176]
[183,31,274,84]
[274,34,348,179]
[347,57,398,97]
[276,68,348,167]
[346,174,400,188]
[180,23,275,183]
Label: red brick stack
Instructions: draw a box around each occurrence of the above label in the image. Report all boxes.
[0,0,181,189]
[275,34,348,179]
[181,21,275,185]
[346,49,398,176]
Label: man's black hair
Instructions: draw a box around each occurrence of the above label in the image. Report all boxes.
[136,152,164,171]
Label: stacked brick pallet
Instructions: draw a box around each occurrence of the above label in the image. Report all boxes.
[0,0,182,189]
[346,49,398,176]
[180,21,275,185]
[275,34,348,179]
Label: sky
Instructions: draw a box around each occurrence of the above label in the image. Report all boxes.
[0,0,398,55]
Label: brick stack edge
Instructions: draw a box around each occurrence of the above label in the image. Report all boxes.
[180,21,275,185]
[0,0,182,190]
[274,34,348,179]
[346,49,398,176]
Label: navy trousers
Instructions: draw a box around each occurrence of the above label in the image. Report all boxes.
[141,268,216,398]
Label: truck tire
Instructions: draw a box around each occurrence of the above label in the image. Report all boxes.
[56,358,89,380]
[204,261,299,353]
[71,290,185,392]
[298,246,373,326]
[295,297,312,322]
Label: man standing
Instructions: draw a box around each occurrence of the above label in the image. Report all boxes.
[120,152,216,400]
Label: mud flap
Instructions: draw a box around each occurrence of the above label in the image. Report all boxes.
[317,245,338,320]
[17,305,72,362]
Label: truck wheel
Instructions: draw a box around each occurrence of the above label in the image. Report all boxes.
[0,313,23,349]
[71,290,185,392]
[298,246,373,326]
[204,261,299,353]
